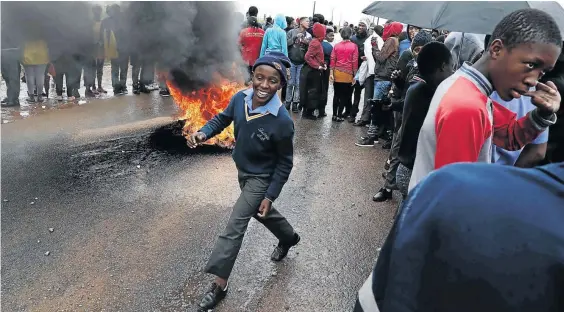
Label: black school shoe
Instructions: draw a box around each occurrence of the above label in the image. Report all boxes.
[198,282,228,311]
[271,233,300,262]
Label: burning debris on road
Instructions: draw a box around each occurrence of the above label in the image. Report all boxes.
[167,78,246,149]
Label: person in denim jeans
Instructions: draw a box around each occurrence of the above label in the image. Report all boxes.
[355,22,402,147]
[286,17,311,111]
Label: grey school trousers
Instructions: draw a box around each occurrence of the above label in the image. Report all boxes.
[204,171,296,280]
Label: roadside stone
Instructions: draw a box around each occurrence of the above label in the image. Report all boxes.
[49,228,54,233]
[44,251,50,256]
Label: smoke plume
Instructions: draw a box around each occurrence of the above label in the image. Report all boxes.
[1,1,246,91]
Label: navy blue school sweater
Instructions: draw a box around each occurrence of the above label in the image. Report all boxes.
[355,162,564,312]
[199,90,294,201]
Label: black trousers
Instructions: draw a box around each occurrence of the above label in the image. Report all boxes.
[54,57,80,97]
[299,65,323,115]
[333,82,353,117]
[84,58,104,88]
[1,49,21,103]
[131,53,155,87]
[111,54,129,90]
[319,67,331,115]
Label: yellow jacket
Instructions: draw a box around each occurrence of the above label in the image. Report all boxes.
[22,40,49,65]
[104,29,119,60]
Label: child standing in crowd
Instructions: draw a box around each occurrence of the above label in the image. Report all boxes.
[300,22,327,120]
[259,14,288,57]
[22,39,49,103]
[410,9,561,191]
[239,16,266,80]
[329,26,358,122]
[286,17,311,112]
[187,52,300,311]
[319,26,335,117]
[395,42,454,198]
[356,22,402,147]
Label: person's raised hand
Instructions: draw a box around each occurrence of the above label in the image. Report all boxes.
[186,132,206,148]
[525,81,561,117]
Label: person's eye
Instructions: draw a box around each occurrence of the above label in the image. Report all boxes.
[525,62,537,70]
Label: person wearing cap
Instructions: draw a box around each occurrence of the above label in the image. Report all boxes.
[187,51,301,311]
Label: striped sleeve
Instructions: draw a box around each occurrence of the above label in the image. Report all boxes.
[491,101,547,151]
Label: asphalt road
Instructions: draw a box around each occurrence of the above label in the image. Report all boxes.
[1,85,400,311]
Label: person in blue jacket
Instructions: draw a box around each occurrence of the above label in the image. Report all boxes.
[355,161,564,312]
[260,14,288,57]
[188,52,300,311]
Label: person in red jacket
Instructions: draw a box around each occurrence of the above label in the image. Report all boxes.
[299,22,327,120]
[239,16,265,81]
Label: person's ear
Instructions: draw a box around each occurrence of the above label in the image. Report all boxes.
[488,38,504,60]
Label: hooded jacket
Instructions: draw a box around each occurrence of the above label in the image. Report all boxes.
[304,23,326,68]
[260,14,288,57]
[373,22,402,80]
[444,32,485,70]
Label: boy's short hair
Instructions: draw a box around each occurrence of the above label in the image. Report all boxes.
[299,16,309,23]
[417,42,452,77]
[488,8,562,51]
[341,26,353,40]
[374,25,384,37]
[248,6,258,17]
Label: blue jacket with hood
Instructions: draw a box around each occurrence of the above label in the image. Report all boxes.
[260,14,288,57]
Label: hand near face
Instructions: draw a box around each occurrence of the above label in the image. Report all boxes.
[525,81,561,117]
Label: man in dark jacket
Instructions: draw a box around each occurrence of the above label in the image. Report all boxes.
[1,3,21,107]
[349,21,369,118]
[373,30,433,202]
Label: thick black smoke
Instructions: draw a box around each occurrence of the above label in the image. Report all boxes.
[1,1,91,60]
[2,1,245,91]
[126,1,246,91]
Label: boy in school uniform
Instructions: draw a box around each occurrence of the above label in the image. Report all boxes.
[187,51,301,311]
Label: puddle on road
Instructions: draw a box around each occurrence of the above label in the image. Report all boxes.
[69,121,230,184]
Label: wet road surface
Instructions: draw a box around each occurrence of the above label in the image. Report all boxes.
[1,81,400,311]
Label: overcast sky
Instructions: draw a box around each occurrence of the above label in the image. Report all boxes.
[236,0,564,27]
[235,0,380,26]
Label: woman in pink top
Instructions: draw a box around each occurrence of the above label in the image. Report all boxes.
[329,26,358,121]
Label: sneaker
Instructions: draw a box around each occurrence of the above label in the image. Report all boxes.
[354,120,368,127]
[37,96,44,102]
[56,95,63,101]
[348,116,356,123]
[97,87,108,94]
[139,85,151,94]
[198,282,228,311]
[159,89,170,97]
[1,101,19,107]
[271,233,300,261]
[1,98,7,104]
[382,141,392,150]
[373,188,393,202]
[132,85,141,95]
[121,87,128,95]
[26,97,36,103]
[355,136,377,147]
[85,89,96,98]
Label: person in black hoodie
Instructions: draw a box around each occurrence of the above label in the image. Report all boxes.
[349,21,369,118]
[373,30,433,202]
[395,42,454,198]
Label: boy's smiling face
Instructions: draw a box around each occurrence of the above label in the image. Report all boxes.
[489,40,561,101]
[252,65,282,105]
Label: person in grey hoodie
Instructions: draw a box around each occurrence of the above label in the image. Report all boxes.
[443,32,485,70]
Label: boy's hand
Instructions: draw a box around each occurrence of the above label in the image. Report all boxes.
[186,132,206,148]
[257,199,272,218]
[526,81,561,117]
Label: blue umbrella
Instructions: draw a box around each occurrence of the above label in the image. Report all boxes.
[362,1,564,36]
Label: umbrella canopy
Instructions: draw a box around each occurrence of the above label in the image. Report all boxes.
[362,1,564,36]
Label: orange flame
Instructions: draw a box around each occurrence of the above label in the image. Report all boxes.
[167,78,246,149]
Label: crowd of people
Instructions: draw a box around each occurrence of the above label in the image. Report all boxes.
[1,3,174,108]
[203,5,564,311]
[2,3,563,311]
